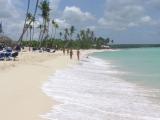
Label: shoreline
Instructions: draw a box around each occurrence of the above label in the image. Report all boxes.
[39,49,160,120]
[0,49,105,120]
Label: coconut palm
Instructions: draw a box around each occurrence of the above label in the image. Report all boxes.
[59,32,62,40]
[90,31,95,42]
[29,24,33,51]
[111,40,114,44]
[37,24,43,47]
[69,25,75,40]
[64,28,69,41]
[19,0,39,45]
[18,0,30,44]
[51,20,59,40]
[76,33,80,40]
[80,30,85,40]
[39,0,50,42]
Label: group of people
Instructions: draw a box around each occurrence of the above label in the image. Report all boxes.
[63,48,80,60]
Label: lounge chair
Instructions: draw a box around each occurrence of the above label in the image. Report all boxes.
[0,52,5,60]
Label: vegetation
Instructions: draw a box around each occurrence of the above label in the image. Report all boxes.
[20,0,113,50]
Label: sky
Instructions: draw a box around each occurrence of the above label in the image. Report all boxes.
[0,0,160,44]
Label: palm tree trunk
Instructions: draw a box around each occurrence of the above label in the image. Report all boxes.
[29,27,32,51]
[18,0,30,44]
[18,0,39,45]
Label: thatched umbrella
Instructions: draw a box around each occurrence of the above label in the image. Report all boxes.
[0,35,13,46]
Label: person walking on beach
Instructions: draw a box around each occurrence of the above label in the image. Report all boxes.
[77,49,80,60]
[67,49,69,55]
[70,49,73,59]
[63,48,65,55]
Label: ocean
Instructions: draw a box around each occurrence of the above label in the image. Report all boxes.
[42,48,160,120]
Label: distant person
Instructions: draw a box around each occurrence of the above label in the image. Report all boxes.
[70,49,73,59]
[63,48,65,55]
[77,49,80,60]
[67,49,69,55]
[14,45,21,52]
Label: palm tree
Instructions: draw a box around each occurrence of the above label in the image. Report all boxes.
[19,0,39,45]
[31,16,36,41]
[69,26,75,40]
[52,20,59,40]
[59,32,62,40]
[37,24,43,47]
[64,28,69,41]
[111,40,114,44]
[26,13,35,42]
[105,38,110,45]
[18,0,30,44]
[64,28,70,48]
[80,30,85,40]
[77,33,80,40]
[51,20,59,48]
[29,24,33,51]
[90,31,94,41]
[39,0,50,42]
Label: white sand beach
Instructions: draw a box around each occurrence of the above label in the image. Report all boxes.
[0,49,102,120]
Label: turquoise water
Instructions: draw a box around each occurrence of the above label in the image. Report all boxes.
[92,48,160,89]
[43,49,160,120]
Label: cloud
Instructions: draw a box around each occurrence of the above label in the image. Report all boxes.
[147,0,160,8]
[0,0,24,40]
[98,0,155,30]
[63,6,95,23]
[0,0,20,18]
[55,18,70,28]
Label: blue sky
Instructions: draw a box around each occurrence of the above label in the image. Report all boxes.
[0,0,160,44]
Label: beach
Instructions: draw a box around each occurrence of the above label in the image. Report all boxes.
[0,49,102,120]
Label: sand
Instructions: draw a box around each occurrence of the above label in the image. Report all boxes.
[0,49,103,120]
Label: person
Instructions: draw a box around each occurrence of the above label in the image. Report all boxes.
[14,45,21,52]
[67,49,69,55]
[77,49,80,60]
[62,48,65,55]
[70,49,73,59]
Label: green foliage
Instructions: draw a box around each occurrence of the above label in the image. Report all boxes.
[20,1,113,49]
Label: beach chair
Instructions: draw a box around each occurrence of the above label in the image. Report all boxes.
[0,52,5,61]
[4,52,12,61]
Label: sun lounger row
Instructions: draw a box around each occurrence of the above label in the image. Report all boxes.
[0,50,18,61]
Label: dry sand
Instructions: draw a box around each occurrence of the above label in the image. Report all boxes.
[0,49,103,120]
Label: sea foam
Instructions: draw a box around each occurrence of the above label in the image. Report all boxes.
[42,56,160,120]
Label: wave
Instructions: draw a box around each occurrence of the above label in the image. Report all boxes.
[42,56,160,120]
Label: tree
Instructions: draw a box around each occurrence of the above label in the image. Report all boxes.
[29,24,33,51]
[52,20,59,40]
[18,0,30,44]
[64,28,69,41]
[39,0,50,43]
[59,32,63,40]
[111,40,114,44]
[105,38,110,45]
[69,26,75,40]
[18,0,39,45]
[51,20,59,48]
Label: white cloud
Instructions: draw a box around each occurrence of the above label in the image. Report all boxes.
[98,0,155,30]
[55,18,70,28]
[85,26,96,31]
[63,6,95,23]
[141,16,152,23]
